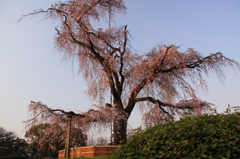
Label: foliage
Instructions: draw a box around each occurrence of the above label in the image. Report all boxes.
[0,155,25,159]
[25,123,86,158]
[111,109,240,159]
[0,127,28,158]
[21,0,240,145]
[25,123,64,158]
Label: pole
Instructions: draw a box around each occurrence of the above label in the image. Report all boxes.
[64,115,72,158]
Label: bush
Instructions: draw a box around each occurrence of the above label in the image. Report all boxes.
[0,155,25,159]
[111,112,240,159]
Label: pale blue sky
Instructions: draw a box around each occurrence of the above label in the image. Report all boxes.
[0,0,239,138]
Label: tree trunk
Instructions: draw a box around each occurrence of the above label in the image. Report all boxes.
[113,117,127,145]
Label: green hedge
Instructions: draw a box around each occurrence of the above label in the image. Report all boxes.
[111,112,240,159]
[0,155,25,159]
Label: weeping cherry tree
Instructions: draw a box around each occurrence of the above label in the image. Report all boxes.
[21,0,240,145]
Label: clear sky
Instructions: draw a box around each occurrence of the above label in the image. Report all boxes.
[0,0,239,138]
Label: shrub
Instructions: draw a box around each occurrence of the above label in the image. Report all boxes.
[0,155,25,159]
[111,112,240,159]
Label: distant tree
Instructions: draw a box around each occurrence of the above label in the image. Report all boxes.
[21,0,240,145]
[0,127,28,158]
[25,123,86,158]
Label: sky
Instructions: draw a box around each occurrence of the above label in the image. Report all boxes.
[0,0,239,138]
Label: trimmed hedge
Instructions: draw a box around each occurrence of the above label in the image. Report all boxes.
[111,112,240,159]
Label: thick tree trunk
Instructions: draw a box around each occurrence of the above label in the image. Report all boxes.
[112,96,135,144]
[113,117,127,145]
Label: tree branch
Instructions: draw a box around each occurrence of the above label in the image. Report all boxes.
[135,97,173,118]
[119,25,128,88]
[136,97,212,116]
[158,52,223,73]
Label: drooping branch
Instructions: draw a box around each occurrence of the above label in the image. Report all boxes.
[136,97,212,125]
[26,101,128,131]
[25,100,129,146]
[30,101,90,119]
[159,52,239,74]
[135,97,173,118]
[124,46,239,119]
[127,46,172,103]
[135,97,212,111]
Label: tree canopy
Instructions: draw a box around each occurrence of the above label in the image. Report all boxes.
[22,0,240,145]
[0,127,28,158]
[25,123,86,158]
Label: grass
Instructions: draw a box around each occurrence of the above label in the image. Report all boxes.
[78,157,108,159]
[80,157,108,159]
[60,156,109,159]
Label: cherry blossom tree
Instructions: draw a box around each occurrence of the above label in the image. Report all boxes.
[21,0,240,145]
[25,122,86,158]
